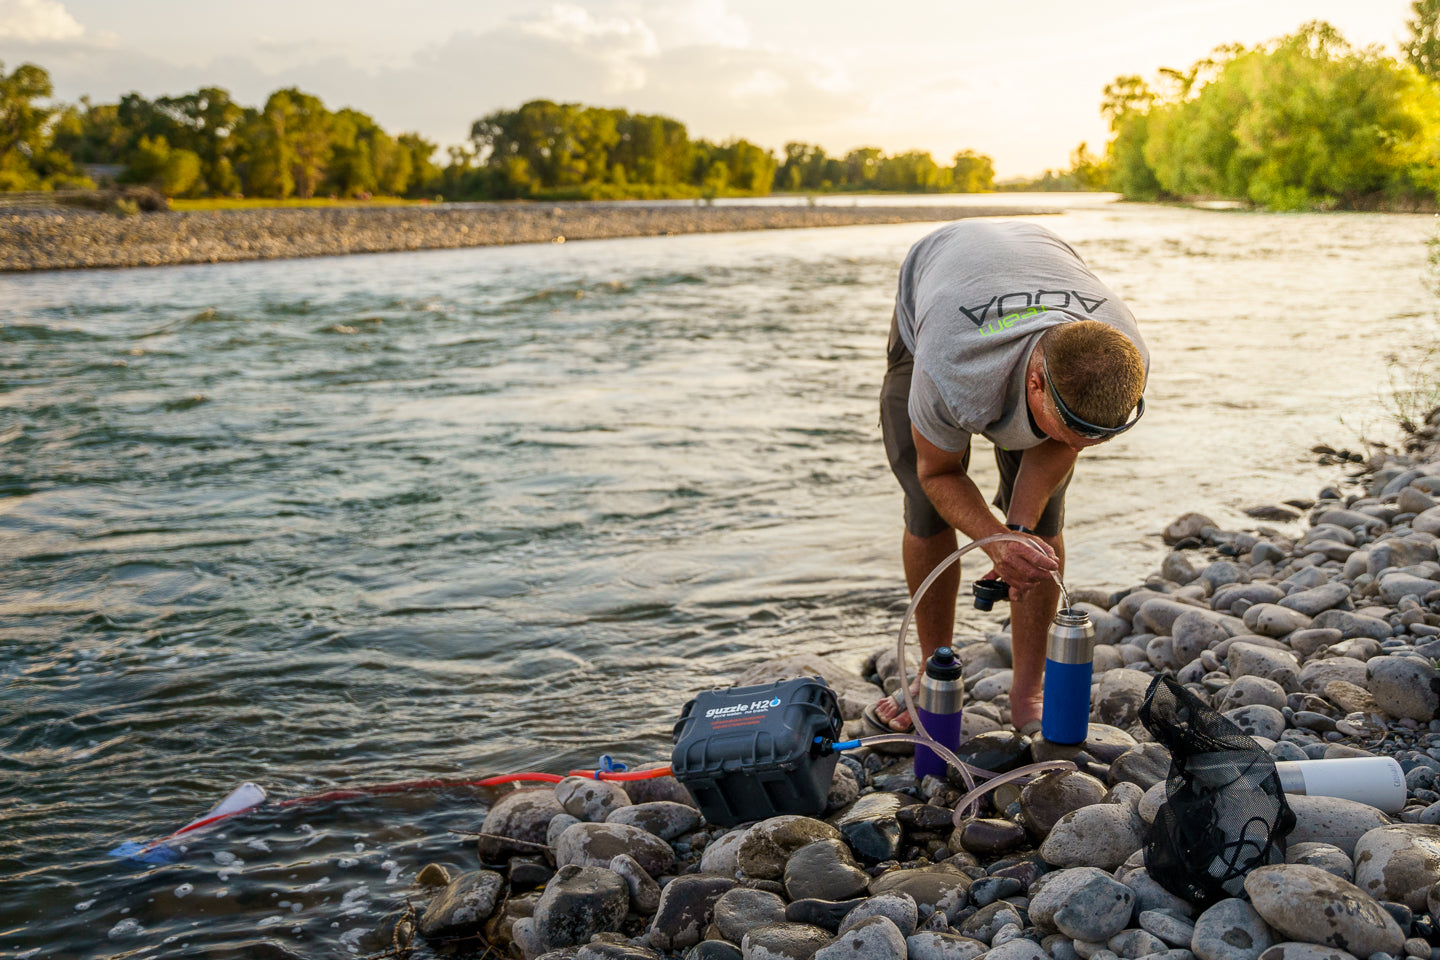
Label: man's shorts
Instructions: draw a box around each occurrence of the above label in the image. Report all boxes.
[880,309,1071,539]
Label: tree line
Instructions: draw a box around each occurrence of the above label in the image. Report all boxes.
[0,68,995,202]
[1093,8,1440,209]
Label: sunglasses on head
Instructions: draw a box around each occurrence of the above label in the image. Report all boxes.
[1042,350,1145,440]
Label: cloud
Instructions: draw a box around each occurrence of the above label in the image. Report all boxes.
[0,0,82,43]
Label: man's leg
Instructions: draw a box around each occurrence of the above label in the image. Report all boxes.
[875,525,959,730]
[1008,531,1063,732]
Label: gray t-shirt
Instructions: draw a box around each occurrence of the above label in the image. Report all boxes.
[895,220,1147,452]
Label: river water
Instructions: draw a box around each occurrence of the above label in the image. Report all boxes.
[1,200,1435,958]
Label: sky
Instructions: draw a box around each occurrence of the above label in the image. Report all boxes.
[0,0,1422,178]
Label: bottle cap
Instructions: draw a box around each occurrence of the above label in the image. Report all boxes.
[925,646,962,681]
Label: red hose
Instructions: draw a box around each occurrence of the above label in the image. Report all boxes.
[565,766,674,781]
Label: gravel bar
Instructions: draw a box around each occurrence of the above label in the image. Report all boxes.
[0,202,1056,272]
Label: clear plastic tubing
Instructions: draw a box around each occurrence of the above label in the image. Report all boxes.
[851,532,1075,820]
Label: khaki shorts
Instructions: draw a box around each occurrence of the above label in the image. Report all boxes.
[880,310,1070,539]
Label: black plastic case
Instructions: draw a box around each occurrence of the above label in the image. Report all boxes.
[670,677,842,827]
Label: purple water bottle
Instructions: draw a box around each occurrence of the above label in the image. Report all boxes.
[1041,608,1095,745]
[914,647,964,781]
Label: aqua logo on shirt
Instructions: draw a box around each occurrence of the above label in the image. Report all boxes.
[961,289,1109,333]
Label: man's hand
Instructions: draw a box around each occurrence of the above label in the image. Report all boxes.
[982,534,1059,598]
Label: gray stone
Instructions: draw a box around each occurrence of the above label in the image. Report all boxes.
[1123,867,1194,918]
[905,932,989,960]
[1021,769,1109,840]
[1140,910,1196,948]
[1140,597,1210,636]
[1410,505,1440,536]
[714,887,788,944]
[784,839,870,902]
[1255,946,1359,960]
[837,893,918,938]
[1280,583,1353,617]
[547,813,583,849]
[620,766,699,808]
[1244,604,1314,638]
[1379,574,1440,606]
[418,870,505,940]
[868,863,973,919]
[1173,612,1232,667]
[1245,864,1404,957]
[1166,513,1217,544]
[556,776,633,822]
[959,901,1024,943]
[738,816,844,881]
[648,875,739,951]
[1227,643,1302,691]
[607,801,701,840]
[1110,743,1173,790]
[831,792,905,864]
[533,865,629,952]
[1040,799,1146,871]
[984,941,1049,960]
[555,822,676,877]
[1213,583,1287,616]
[1095,670,1159,729]
[577,934,664,960]
[1299,660,1369,696]
[1312,611,1395,642]
[740,923,835,960]
[701,828,749,878]
[1111,929,1169,958]
[1223,705,1287,742]
[957,818,1027,858]
[609,853,661,914]
[1190,898,1275,960]
[1352,824,1440,912]
[479,788,566,860]
[1217,677,1289,712]
[1032,724,1140,764]
[827,764,861,813]
[1202,561,1247,591]
[785,898,867,933]
[1285,842,1354,881]
[1368,657,1440,721]
[813,917,905,960]
[1289,629,1346,659]
[1288,795,1394,856]
[1077,603,1131,646]
[1030,866,1137,941]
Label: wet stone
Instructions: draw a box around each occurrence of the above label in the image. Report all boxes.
[784,839,871,902]
[479,788,566,860]
[1021,769,1109,839]
[576,935,664,960]
[959,900,1024,944]
[868,863,973,918]
[904,931,990,960]
[647,875,738,951]
[1110,743,1172,790]
[958,818,1027,858]
[714,887,788,944]
[838,893,919,938]
[1094,671,1158,729]
[557,776,633,822]
[418,869,505,941]
[510,856,555,892]
[813,916,906,960]
[700,828,749,877]
[950,731,1033,774]
[740,922,835,960]
[606,801,702,840]
[688,943,744,960]
[532,864,629,952]
[1032,724,1139,765]
[608,853,661,914]
[738,816,844,881]
[969,875,1024,907]
[785,897,867,933]
[831,793,905,864]
[556,822,677,878]
[899,803,957,832]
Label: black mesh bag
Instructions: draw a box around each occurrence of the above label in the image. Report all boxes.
[1138,674,1295,908]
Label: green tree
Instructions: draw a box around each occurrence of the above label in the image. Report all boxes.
[1100,75,1164,200]
[121,134,203,195]
[877,150,947,191]
[1406,0,1440,79]
[0,61,69,189]
[951,150,995,192]
[243,88,331,199]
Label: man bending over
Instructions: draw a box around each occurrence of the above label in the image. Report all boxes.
[871,219,1148,736]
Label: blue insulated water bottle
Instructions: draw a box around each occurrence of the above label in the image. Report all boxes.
[914,647,964,781]
[1041,609,1095,745]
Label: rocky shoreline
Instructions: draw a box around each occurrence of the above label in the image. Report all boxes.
[385,408,1440,960]
[0,203,1053,272]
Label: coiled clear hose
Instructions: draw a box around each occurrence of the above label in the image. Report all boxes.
[851,532,1077,822]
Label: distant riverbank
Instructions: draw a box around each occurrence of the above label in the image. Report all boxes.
[0,202,1057,272]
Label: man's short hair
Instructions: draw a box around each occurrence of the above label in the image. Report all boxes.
[1043,321,1146,428]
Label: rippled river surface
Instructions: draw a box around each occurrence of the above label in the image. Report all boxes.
[1,201,1436,958]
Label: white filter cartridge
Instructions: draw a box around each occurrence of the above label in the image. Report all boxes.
[1274,757,1406,814]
